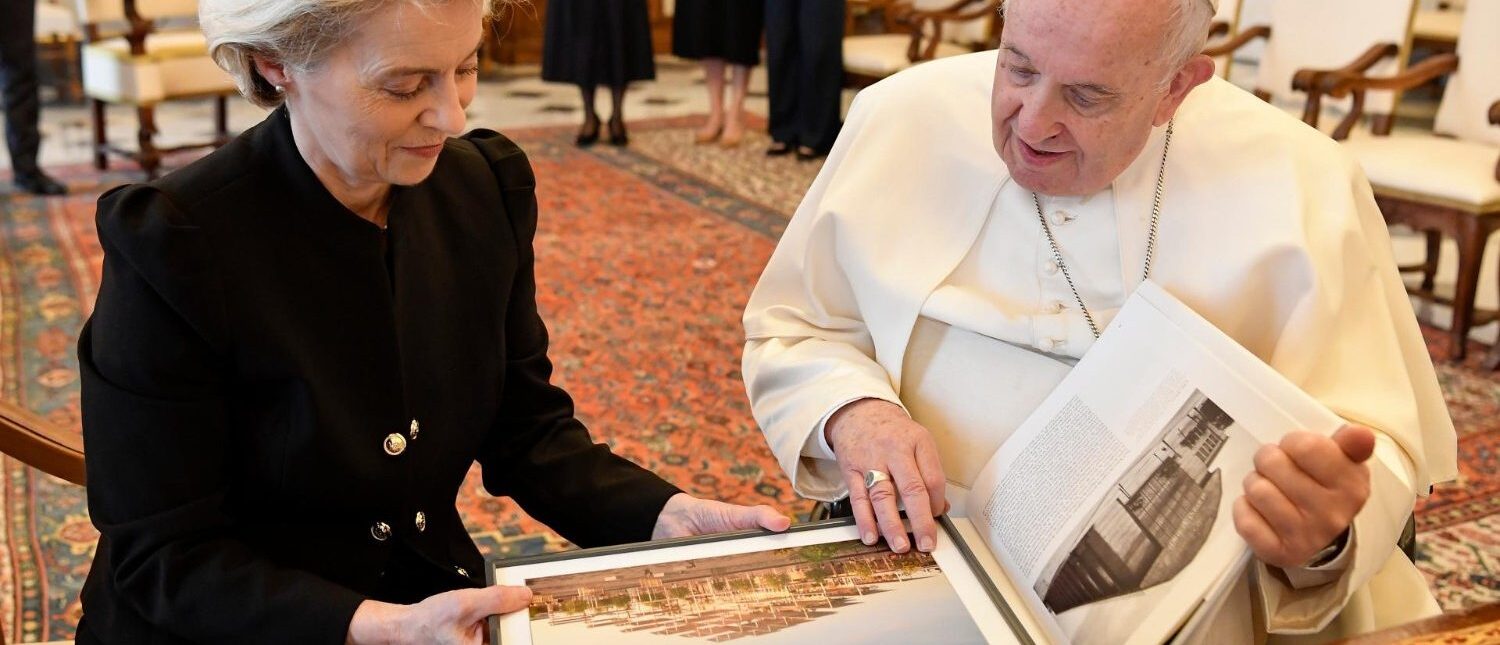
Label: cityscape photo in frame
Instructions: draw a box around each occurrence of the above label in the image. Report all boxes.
[488,517,1033,644]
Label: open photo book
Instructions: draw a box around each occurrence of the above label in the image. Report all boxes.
[489,281,1345,644]
[948,279,1345,644]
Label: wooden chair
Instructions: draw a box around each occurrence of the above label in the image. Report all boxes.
[72,0,237,178]
[35,0,84,104]
[842,0,1001,87]
[1203,0,1418,138]
[1305,0,1500,367]
[0,400,81,643]
[0,400,84,486]
[1205,0,1244,78]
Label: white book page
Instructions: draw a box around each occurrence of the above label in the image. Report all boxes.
[961,281,1343,644]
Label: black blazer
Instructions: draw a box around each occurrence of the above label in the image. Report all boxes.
[76,108,681,644]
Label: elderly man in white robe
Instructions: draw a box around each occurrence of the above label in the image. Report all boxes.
[741,0,1458,641]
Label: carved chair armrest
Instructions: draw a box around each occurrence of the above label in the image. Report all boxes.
[1208,20,1230,40]
[0,400,84,486]
[1289,42,1405,135]
[899,0,1002,61]
[1290,42,1402,94]
[1313,53,1459,98]
[1303,53,1459,141]
[912,0,1002,22]
[1201,25,1270,57]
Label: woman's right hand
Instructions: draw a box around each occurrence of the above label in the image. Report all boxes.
[346,585,533,644]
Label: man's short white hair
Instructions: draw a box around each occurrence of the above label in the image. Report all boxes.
[1001,0,1216,81]
[200,0,507,108]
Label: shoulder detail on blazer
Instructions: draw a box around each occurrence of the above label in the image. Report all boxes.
[462,129,537,191]
[94,185,231,355]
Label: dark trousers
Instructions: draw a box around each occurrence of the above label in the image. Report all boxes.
[764,0,844,153]
[0,0,41,174]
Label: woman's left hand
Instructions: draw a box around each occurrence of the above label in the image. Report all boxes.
[652,493,793,539]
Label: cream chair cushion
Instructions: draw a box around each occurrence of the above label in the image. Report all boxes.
[1433,0,1499,147]
[35,2,81,40]
[1412,9,1463,42]
[1256,0,1415,116]
[844,34,970,78]
[81,30,236,104]
[72,0,196,23]
[1344,133,1500,210]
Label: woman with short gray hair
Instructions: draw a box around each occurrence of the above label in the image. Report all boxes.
[76,2,790,643]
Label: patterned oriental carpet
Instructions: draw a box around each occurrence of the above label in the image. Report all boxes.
[0,116,1495,641]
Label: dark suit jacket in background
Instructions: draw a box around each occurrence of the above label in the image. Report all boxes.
[76,107,682,644]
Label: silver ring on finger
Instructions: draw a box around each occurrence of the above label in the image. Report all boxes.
[864,469,891,490]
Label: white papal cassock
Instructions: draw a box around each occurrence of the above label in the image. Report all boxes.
[742,50,1458,642]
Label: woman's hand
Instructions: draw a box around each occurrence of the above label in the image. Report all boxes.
[345,585,533,645]
[652,493,792,539]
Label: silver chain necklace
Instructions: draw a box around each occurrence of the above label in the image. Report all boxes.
[1033,120,1174,339]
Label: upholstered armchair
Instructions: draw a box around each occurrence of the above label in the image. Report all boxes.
[843,0,1001,87]
[1202,0,1417,136]
[1305,0,1499,367]
[73,0,237,178]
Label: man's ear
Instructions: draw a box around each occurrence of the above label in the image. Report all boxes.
[252,55,291,90]
[1153,54,1216,126]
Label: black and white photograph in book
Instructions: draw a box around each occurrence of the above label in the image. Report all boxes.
[1034,391,1236,614]
[521,538,986,644]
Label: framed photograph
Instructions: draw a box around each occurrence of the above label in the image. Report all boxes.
[487,516,1035,644]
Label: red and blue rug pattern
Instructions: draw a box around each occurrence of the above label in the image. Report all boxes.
[0,116,1496,641]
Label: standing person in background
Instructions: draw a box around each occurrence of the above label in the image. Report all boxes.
[763,0,844,160]
[543,0,656,147]
[1,0,67,195]
[673,0,764,148]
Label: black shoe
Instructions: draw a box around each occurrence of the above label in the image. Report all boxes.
[607,117,628,146]
[794,145,825,161]
[765,141,794,157]
[575,117,601,147]
[13,170,67,196]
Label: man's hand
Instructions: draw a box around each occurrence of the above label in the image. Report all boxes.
[652,493,792,539]
[826,399,948,554]
[345,585,533,645]
[1233,425,1375,569]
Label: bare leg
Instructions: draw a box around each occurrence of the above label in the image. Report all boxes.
[720,64,751,147]
[697,58,727,143]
